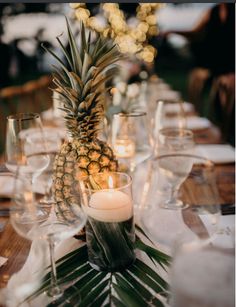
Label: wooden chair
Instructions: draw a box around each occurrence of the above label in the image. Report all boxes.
[0,75,53,153]
[209,73,235,145]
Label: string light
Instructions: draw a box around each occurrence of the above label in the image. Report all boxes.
[70,3,164,63]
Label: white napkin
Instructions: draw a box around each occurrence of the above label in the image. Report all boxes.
[0,256,7,267]
[163,102,194,114]
[195,144,235,164]
[156,90,181,102]
[41,108,65,128]
[0,174,15,197]
[0,235,81,307]
[164,116,211,130]
[41,108,54,121]
[213,215,235,249]
[0,173,46,197]
[19,127,67,141]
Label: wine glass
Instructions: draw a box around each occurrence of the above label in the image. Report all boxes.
[140,154,221,249]
[29,130,63,205]
[156,153,195,209]
[10,172,87,304]
[5,113,50,218]
[110,112,153,174]
[5,113,49,182]
[152,100,187,144]
[156,128,195,156]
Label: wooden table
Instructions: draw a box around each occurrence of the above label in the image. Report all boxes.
[0,125,235,289]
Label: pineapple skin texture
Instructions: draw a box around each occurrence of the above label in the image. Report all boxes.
[52,138,118,204]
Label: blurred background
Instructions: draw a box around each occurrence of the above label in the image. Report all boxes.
[0,3,235,152]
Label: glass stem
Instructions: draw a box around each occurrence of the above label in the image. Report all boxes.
[168,188,177,204]
[48,235,62,299]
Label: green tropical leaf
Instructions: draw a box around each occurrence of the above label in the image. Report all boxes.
[90,290,110,307]
[27,225,170,307]
[113,281,146,307]
[110,296,127,307]
[131,259,168,293]
[135,237,171,270]
[121,271,164,307]
[78,278,109,307]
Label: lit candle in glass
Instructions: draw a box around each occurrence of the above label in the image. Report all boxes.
[80,172,135,271]
[87,176,133,222]
[114,139,135,158]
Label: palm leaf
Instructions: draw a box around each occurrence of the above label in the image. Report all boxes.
[28,226,170,307]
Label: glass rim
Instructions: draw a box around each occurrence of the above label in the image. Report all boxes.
[78,171,132,192]
[153,153,214,167]
[158,128,193,138]
[114,111,147,118]
[7,113,40,121]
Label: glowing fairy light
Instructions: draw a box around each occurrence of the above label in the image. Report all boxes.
[70,3,163,63]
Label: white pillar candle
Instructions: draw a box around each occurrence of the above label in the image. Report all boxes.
[85,190,133,223]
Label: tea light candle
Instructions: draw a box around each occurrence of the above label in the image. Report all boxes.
[86,190,133,223]
[114,139,135,158]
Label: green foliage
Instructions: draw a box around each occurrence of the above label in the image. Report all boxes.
[28,226,171,307]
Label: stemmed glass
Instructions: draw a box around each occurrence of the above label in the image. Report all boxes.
[29,130,63,205]
[110,112,153,174]
[140,128,195,211]
[156,128,195,156]
[5,113,49,217]
[5,113,49,183]
[152,100,187,144]
[155,153,195,209]
[10,172,87,304]
[141,154,221,248]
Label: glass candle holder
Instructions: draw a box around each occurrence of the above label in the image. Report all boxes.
[79,172,135,271]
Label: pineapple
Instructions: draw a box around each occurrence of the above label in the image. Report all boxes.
[44,19,120,205]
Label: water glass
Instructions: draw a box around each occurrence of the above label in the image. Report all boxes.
[10,172,87,302]
[156,128,195,156]
[141,155,221,248]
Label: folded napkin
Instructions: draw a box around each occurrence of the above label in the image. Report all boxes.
[195,144,235,164]
[164,116,211,130]
[156,90,181,102]
[0,174,15,197]
[0,216,81,307]
[19,127,67,141]
[41,108,65,127]
[0,173,47,197]
[0,256,8,267]
[164,102,194,114]
[212,215,235,249]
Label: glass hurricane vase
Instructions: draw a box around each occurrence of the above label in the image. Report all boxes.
[79,172,135,271]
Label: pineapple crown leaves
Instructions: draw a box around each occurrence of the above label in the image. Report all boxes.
[43,17,121,140]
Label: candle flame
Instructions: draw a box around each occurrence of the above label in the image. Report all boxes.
[108,176,114,189]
